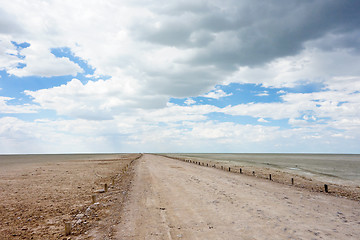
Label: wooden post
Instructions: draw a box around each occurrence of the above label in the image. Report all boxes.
[207,163,208,167]
[229,167,231,172]
[221,166,223,170]
[324,184,328,193]
[92,195,96,204]
[269,174,272,181]
[240,168,242,174]
[112,178,115,185]
[65,222,71,236]
[104,183,108,192]
[291,178,294,185]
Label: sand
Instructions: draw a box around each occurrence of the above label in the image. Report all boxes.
[163,154,360,201]
[0,154,140,239]
[115,154,360,239]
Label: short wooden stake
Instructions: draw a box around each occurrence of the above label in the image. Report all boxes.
[291,178,294,185]
[221,166,223,170]
[324,184,328,193]
[240,168,242,174]
[104,183,108,192]
[229,167,231,172]
[269,174,272,181]
[92,195,96,204]
[65,222,71,236]
[207,163,208,167]
[112,178,115,185]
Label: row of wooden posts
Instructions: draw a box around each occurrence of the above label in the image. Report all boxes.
[64,163,131,236]
[181,158,329,193]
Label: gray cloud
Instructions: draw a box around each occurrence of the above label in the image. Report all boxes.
[0,8,23,34]
[144,68,220,97]
[132,0,360,71]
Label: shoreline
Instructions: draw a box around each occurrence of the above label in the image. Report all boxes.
[160,154,360,201]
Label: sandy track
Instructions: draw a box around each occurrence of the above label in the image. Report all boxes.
[115,154,360,240]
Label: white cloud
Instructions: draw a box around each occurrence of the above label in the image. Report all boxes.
[184,98,196,105]
[24,77,171,119]
[255,91,269,97]
[0,96,39,113]
[7,43,83,77]
[202,89,232,99]
[258,118,269,123]
[0,35,22,71]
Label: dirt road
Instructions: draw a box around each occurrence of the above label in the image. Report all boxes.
[115,154,360,239]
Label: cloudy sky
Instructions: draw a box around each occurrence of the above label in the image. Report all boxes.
[1,0,360,153]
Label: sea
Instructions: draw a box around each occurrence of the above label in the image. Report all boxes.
[162,153,360,186]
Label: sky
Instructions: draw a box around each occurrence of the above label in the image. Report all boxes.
[0,0,360,154]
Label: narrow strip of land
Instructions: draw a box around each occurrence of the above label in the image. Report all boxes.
[115,154,360,239]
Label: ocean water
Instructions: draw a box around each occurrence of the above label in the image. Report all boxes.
[164,153,360,186]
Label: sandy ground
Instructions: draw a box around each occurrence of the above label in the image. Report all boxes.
[0,154,140,239]
[164,155,360,201]
[115,154,360,240]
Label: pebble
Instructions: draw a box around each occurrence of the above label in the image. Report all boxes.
[75,214,84,219]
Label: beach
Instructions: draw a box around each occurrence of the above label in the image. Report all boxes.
[1,154,360,239]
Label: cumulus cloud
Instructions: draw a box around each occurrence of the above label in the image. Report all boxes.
[258,118,269,123]
[24,78,169,120]
[0,35,22,71]
[2,0,360,98]
[221,77,360,138]
[202,89,232,99]
[184,98,196,105]
[1,0,360,153]
[6,42,83,77]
